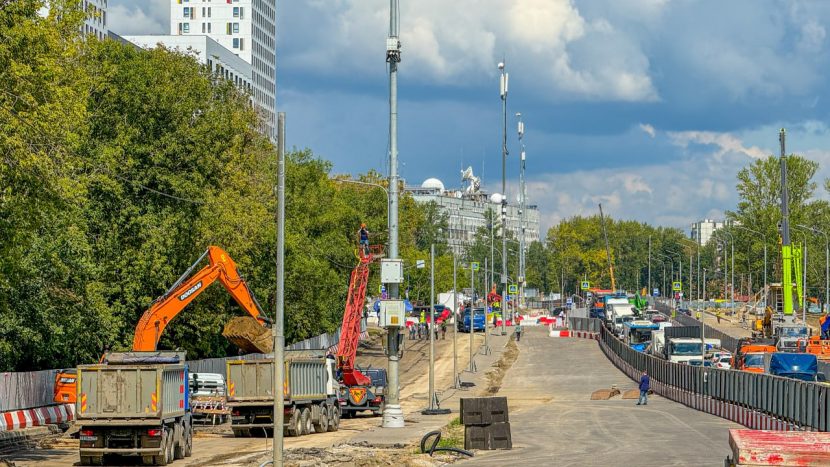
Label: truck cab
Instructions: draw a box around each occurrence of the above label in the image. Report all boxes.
[458,307,486,332]
[623,320,659,352]
[774,323,809,352]
[608,302,636,336]
[764,352,821,382]
[665,338,705,364]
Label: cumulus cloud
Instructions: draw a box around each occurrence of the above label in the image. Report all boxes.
[639,123,656,138]
[667,131,768,160]
[108,0,167,35]
[278,0,658,102]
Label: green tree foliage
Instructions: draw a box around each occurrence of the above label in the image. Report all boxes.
[0,2,446,371]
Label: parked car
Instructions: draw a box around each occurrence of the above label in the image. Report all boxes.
[651,314,667,323]
[714,355,732,369]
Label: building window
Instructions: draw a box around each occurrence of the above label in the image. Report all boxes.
[233,23,239,34]
[201,22,205,33]
[182,23,190,33]
[201,7,205,16]
[207,7,211,17]
[183,7,192,18]
[207,22,211,33]
[233,6,239,17]
[233,37,239,48]
[238,7,243,19]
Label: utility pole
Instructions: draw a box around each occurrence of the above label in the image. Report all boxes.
[469,264,475,372]
[382,0,404,429]
[648,236,651,296]
[452,255,459,388]
[273,112,286,467]
[484,258,490,355]
[499,61,508,337]
[516,113,526,311]
[428,244,435,410]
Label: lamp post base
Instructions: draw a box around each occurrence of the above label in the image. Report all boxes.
[381,404,405,428]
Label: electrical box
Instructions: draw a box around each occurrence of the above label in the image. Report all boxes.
[380,259,404,284]
[379,300,406,328]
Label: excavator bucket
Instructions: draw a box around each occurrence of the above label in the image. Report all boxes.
[222,316,273,354]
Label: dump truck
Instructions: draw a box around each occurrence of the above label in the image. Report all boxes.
[76,351,192,466]
[226,353,340,437]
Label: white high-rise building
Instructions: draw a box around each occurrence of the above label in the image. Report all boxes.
[82,0,108,40]
[691,218,724,246]
[170,0,276,136]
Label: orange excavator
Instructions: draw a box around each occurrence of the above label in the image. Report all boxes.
[55,246,271,403]
[132,245,271,352]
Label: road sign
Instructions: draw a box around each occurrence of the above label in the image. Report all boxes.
[416,259,425,269]
[566,298,573,305]
[580,281,590,291]
[508,284,518,294]
[672,281,682,292]
[472,262,480,271]
[653,288,660,297]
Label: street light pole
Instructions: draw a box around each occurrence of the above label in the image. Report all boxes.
[452,255,459,388]
[382,0,404,429]
[499,61,509,337]
[516,113,526,310]
[469,263,475,372]
[736,225,768,306]
[800,225,829,314]
[648,236,652,296]
[273,112,286,467]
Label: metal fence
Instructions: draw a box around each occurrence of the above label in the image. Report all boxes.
[568,317,603,333]
[596,318,830,431]
[0,319,368,412]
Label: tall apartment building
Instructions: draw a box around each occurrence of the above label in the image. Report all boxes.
[81,0,107,39]
[691,218,724,246]
[170,0,277,137]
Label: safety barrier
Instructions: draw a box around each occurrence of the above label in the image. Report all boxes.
[0,404,74,431]
[592,317,830,431]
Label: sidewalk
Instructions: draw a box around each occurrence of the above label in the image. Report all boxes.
[348,329,512,447]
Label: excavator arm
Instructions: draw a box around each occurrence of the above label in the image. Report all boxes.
[132,246,270,351]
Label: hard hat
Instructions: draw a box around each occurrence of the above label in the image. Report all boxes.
[361,223,366,228]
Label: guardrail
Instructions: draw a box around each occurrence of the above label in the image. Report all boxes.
[592,317,830,431]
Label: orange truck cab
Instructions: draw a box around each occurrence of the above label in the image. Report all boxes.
[53,369,77,403]
[803,336,830,360]
[733,337,778,374]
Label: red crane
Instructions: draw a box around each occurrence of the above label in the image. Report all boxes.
[336,245,383,387]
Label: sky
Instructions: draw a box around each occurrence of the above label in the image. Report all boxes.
[108,0,830,235]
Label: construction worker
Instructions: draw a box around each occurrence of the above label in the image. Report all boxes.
[763,307,773,338]
[357,223,370,256]
[821,313,830,340]
[440,320,447,340]
[696,310,702,321]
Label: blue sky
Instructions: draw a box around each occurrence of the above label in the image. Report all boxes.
[108,0,830,234]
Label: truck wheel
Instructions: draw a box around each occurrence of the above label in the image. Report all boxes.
[152,433,169,466]
[174,423,186,459]
[328,407,340,432]
[184,428,193,457]
[286,409,301,437]
[300,407,312,435]
[165,431,175,464]
[313,406,329,433]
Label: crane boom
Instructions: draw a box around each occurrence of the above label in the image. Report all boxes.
[132,246,270,351]
[599,203,617,292]
[336,246,382,387]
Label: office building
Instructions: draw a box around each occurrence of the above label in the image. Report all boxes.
[405,171,541,257]
[170,0,276,136]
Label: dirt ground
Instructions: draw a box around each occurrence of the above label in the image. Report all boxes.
[2,327,493,467]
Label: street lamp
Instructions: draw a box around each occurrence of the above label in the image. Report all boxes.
[735,225,767,307]
[716,230,735,314]
[799,224,829,314]
[498,60,509,338]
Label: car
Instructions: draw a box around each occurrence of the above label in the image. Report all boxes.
[651,314,667,323]
[714,355,732,369]
[678,308,692,316]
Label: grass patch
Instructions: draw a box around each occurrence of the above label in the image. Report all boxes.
[437,417,464,449]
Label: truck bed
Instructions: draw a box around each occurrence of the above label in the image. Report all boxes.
[729,429,830,466]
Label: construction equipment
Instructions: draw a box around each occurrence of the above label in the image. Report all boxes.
[337,245,387,417]
[132,246,271,353]
[732,337,777,373]
[598,204,616,292]
[226,353,340,437]
[76,351,193,466]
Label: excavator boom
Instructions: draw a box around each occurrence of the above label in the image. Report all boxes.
[132,246,271,352]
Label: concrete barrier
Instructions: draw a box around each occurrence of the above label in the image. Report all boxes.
[0,404,74,432]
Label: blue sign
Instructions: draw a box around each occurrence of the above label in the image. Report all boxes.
[566,298,573,305]
[653,288,660,297]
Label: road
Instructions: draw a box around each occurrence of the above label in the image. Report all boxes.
[4,327,487,466]
[463,327,740,466]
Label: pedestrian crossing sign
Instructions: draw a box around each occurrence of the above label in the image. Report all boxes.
[581,281,590,291]
[472,262,480,271]
[672,281,682,291]
[508,284,518,294]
